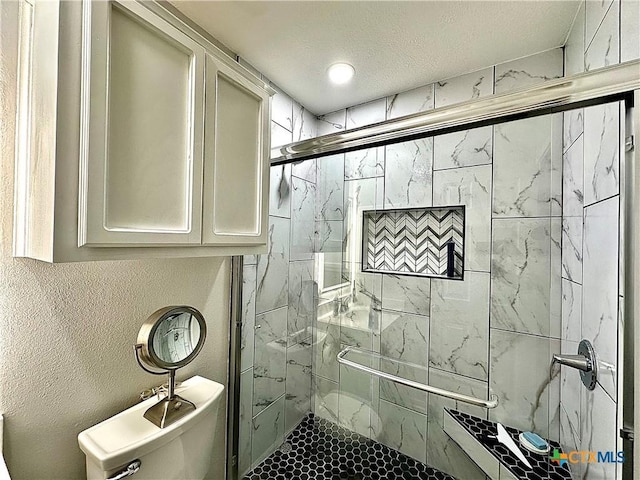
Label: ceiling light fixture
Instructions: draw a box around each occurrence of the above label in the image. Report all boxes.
[327,63,355,85]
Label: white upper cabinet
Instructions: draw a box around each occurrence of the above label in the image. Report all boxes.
[202,55,270,246]
[80,1,205,246]
[13,0,272,262]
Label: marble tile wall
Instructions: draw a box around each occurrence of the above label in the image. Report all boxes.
[239,86,319,475]
[558,1,636,478]
[311,48,568,479]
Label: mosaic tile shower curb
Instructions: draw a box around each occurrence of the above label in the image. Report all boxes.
[362,206,464,279]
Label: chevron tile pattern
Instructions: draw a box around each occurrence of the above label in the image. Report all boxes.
[363,207,464,278]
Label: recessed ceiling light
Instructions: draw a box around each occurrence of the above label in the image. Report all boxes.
[327,63,355,85]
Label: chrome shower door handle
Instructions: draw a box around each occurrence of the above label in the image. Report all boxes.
[552,339,598,390]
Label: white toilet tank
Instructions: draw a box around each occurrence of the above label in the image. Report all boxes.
[78,376,224,480]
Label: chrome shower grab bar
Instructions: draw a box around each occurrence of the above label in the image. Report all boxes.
[336,346,499,409]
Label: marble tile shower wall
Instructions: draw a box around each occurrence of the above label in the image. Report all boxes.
[313,47,566,480]
[560,1,638,479]
[239,88,319,475]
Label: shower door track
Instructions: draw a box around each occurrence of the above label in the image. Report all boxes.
[271,59,640,165]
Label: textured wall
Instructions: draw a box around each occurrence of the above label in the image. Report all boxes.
[0,3,230,479]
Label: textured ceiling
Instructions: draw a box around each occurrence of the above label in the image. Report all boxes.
[169,1,580,115]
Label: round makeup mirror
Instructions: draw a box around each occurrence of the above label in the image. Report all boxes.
[134,306,207,428]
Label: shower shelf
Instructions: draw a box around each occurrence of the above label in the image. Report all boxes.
[336,346,499,409]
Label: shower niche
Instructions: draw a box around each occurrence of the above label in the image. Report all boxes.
[361,206,465,280]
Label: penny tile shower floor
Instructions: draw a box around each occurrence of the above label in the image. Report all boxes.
[243,414,455,480]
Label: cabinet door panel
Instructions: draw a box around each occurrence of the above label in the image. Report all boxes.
[80,0,204,246]
[202,55,269,246]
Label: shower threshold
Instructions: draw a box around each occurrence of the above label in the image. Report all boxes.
[243,413,454,480]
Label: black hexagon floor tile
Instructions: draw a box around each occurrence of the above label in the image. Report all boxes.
[243,413,455,480]
[446,409,573,480]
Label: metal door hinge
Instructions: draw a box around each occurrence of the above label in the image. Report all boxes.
[626,135,635,152]
[620,427,634,442]
[231,455,238,467]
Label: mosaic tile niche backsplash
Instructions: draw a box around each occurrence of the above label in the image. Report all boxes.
[362,207,464,279]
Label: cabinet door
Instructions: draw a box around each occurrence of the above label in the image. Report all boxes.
[202,54,270,246]
[79,0,205,246]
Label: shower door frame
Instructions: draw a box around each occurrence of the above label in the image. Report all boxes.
[227,60,640,480]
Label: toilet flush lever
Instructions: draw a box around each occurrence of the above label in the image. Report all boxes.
[107,460,141,480]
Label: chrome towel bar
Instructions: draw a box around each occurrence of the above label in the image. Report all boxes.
[336,346,499,409]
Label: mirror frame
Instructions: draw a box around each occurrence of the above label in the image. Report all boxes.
[136,305,207,371]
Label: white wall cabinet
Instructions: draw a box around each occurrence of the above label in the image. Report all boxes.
[14,0,272,262]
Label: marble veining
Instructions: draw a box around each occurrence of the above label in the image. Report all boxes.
[491,218,555,337]
[561,216,583,284]
[427,369,489,479]
[251,394,285,466]
[314,320,340,381]
[346,99,386,129]
[583,102,620,206]
[343,178,384,267]
[559,341,581,456]
[582,197,619,401]
[312,374,339,423]
[493,115,554,218]
[434,68,494,108]
[562,135,584,217]
[433,126,492,171]
[585,0,620,72]
[381,274,431,316]
[585,0,615,50]
[564,2,585,76]
[316,154,345,221]
[433,165,492,272]
[287,260,314,346]
[292,104,317,143]
[285,340,312,433]
[241,264,257,371]
[377,399,428,463]
[290,177,315,261]
[386,84,434,120]
[430,272,490,380]
[377,311,429,413]
[317,110,346,136]
[384,139,433,209]
[345,147,385,180]
[253,306,288,414]
[494,48,563,94]
[580,384,618,480]
[256,216,290,314]
[338,363,373,437]
[561,280,582,343]
[563,109,584,154]
[489,329,560,439]
[291,158,316,184]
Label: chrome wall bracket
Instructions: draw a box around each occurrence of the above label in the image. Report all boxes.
[552,339,598,390]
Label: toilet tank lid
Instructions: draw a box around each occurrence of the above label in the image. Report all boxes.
[78,376,224,472]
